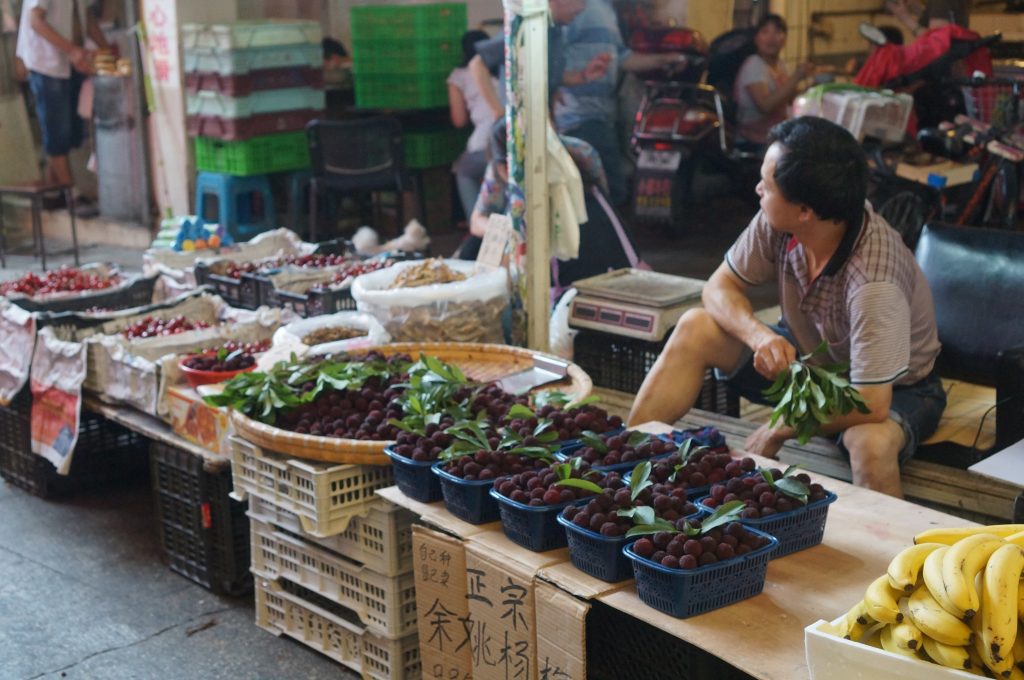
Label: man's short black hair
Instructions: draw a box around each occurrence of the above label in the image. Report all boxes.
[755,13,787,34]
[767,116,868,230]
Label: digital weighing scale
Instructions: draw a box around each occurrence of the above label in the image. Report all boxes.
[568,268,706,342]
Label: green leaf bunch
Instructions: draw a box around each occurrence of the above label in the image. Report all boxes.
[761,341,870,445]
[625,500,745,539]
[760,465,809,505]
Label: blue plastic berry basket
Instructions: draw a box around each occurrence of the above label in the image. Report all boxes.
[557,508,704,583]
[432,462,500,524]
[667,426,728,450]
[384,446,442,503]
[623,527,778,618]
[697,490,837,559]
[490,487,589,552]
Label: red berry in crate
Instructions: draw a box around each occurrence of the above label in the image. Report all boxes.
[649,447,754,494]
[634,519,769,571]
[220,338,272,355]
[500,461,624,508]
[182,349,256,372]
[0,266,121,297]
[535,402,622,441]
[572,430,677,468]
[121,315,212,339]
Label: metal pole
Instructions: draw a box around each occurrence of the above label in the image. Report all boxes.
[125,0,153,228]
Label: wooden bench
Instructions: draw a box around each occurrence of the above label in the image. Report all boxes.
[592,387,1023,522]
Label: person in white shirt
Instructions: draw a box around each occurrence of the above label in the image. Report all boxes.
[16,0,108,206]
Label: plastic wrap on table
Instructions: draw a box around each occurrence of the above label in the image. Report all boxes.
[0,300,36,405]
[29,327,87,474]
[350,260,510,344]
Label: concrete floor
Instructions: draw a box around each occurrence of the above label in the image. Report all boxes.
[0,188,774,679]
[0,475,355,680]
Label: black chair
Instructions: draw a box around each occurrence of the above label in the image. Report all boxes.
[306,117,413,241]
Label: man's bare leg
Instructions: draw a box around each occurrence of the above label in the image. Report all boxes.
[628,308,747,426]
[842,419,906,498]
[45,155,72,186]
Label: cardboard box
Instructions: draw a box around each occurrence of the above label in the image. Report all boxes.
[534,581,589,680]
[165,384,231,454]
[413,525,473,680]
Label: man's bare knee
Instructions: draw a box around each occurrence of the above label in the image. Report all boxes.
[844,421,905,491]
[665,309,741,368]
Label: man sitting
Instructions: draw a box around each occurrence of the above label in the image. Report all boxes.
[628,117,946,498]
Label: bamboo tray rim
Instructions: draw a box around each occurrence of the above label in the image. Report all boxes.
[230,342,592,465]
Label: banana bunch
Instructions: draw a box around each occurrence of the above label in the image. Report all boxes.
[832,524,1024,678]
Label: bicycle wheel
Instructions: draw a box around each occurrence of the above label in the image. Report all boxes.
[877,190,929,248]
[982,161,1019,229]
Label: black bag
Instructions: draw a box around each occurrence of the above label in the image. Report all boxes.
[707,28,756,97]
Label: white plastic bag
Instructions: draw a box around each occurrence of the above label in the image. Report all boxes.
[549,288,578,360]
[273,312,390,358]
[351,259,510,343]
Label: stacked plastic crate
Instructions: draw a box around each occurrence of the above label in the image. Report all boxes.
[228,435,420,679]
[351,3,470,169]
[183,20,326,173]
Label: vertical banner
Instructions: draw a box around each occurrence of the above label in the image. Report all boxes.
[141,0,190,218]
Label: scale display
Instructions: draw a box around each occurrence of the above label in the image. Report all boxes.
[569,269,705,342]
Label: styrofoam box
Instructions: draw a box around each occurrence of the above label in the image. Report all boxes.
[249,515,417,638]
[182,21,321,51]
[247,495,414,577]
[186,88,325,119]
[228,436,394,538]
[805,618,976,679]
[184,44,323,77]
[255,576,420,680]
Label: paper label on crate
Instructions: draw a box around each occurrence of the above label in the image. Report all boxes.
[29,328,87,474]
[465,542,539,680]
[0,301,36,404]
[413,526,474,680]
[476,214,516,269]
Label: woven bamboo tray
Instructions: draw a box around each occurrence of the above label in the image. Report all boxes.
[230,342,592,465]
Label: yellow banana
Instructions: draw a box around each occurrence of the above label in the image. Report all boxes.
[1013,630,1024,672]
[915,525,1024,546]
[922,634,973,670]
[1019,576,1024,621]
[881,623,918,657]
[942,533,1006,619]
[865,574,905,624]
[1006,530,1024,547]
[924,546,965,617]
[888,542,946,593]
[1010,664,1024,680]
[863,625,884,649]
[907,585,975,646]
[981,543,1024,676]
[967,643,992,677]
[835,600,874,641]
[890,618,924,652]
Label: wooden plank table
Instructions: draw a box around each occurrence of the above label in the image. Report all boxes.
[83,396,230,471]
[379,447,979,680]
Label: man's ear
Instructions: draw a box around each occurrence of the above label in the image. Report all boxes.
[797,204,815,222]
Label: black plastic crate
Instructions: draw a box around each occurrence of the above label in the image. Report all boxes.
[573,329,739,416]
[9,274,158,313]
[586,600,755,680]
[262,282,357,318]
[193,261,264,310]
[0,389,148,498]
[150,440,251,595]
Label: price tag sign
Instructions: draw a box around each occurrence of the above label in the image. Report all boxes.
[476,214,516,269]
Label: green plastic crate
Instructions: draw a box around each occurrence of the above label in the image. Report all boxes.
[352,37,461,75]
[354,71,449,110]
[194,132,310,176]
[351,3,466,41]
[404,127,470,168]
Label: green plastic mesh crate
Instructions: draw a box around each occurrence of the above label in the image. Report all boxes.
[354,71,449,110]
[351,3,466,41]
[404,127,470,168]
[352,37,461,75]
[194,131,310,176]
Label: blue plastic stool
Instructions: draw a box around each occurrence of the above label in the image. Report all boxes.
[195,172,276,243]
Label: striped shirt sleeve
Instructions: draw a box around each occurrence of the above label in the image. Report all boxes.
[848,281,911,385]
[724,210,779,286]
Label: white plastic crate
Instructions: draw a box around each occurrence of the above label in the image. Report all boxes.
[182,21,321,51]
[249,516,417,638]
[186,88,326,119]
[255,576,420,680]
[794,89,913,143]
[805,618,975,680]
[229,436,394,538]
[248,495,414,577]
[184,45,323,76]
